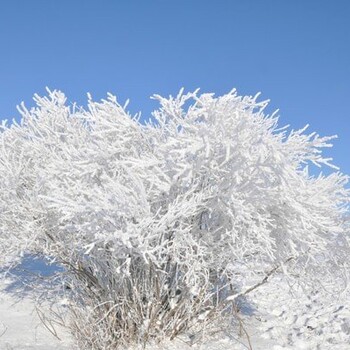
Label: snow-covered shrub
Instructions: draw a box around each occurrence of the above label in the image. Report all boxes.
[0,88,349,348]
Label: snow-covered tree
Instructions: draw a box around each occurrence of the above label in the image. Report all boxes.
[0,89,349,349]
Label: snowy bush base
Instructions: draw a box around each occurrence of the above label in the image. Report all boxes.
[1,275,349,350]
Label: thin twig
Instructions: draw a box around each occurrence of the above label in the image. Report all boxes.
[227,256,295,301]
[35,306,61,340]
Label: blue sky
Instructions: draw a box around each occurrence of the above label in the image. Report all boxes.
[0,0,349,175]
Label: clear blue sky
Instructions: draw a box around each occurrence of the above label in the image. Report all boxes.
[0,1,349,175]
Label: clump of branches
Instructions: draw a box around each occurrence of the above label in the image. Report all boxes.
[0,88,349,349]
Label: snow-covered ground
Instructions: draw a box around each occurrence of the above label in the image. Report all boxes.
[0,278,72,350]
[1,271,349,349]
[249,276,350,350]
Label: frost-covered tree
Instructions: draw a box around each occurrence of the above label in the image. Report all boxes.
[0,89,349,349]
